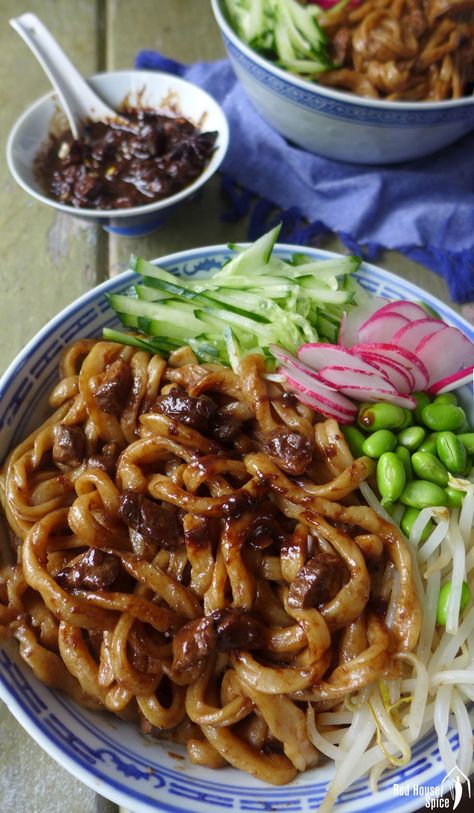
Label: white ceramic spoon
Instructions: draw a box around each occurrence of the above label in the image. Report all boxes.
[10,12,127,138]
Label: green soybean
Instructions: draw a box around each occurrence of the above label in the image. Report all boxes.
[444,487,465,509]
[421,403,466,432]
[376,452,406,504]
[436,581,471,626]
[454,419,470,435]
[398,409,414,430]
[362,430,397,459]
[400,480,449,508]
[400,506,434,542]
[433,392,458,406]
[342,425,366,459]
[436,431,467,474]
[412,391,431,424]
[457,433,474,454]
[395,445,414,481]
[461,455,473,477]
[417,432,439,455]
[411,451,449,487]
[397,425,425,451]
[357,403,406,432]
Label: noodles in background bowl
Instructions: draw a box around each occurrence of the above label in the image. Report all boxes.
[0,338,472,805]
[319,0,474,100]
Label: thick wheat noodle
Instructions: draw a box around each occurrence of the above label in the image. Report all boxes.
[0,340,422,786]
[319,0,474,100]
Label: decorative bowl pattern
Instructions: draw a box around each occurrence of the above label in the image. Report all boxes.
[210,0,474,164]
[0,244,473,812]
[6,70,229,237]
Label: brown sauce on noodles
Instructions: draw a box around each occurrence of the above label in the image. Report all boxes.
[0,340,421,784]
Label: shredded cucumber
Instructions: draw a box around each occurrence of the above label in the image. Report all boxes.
[224,0,333,76]
[105,225,363,367]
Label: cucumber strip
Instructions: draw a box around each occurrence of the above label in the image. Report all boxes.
[286,256,361,277]
[298,286,354,305]
[275,14,297,62]
[285,0,327,48]
[103,328,179,355]
[278,58,333,74]
[135,286,176,303]
[132,256,181,285]
[213,223,281,278]
[277,0,315,58]
[223,327,242,373]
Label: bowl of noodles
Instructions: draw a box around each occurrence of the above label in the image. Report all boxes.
[211,0,474,164]
[0,241,473,813]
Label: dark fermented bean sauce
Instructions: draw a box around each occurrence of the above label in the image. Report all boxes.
[35,108,218,210]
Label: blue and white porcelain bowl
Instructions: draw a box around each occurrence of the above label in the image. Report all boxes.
[211,0,474,165]
[0,243,473,812]
[6,70,229,237]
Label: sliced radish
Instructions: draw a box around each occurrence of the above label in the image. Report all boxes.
[296,343,386,376]
[316,366,416,408]
[373,300,430,322]
[357,312,409,345]
[278,366,357,422]
[338,295,388,347]
[351,342,429,391]
[356,352,414,394]
[428,366,474,394]
[416,326,474,385]
[318,365,396,394]
[270,345,324,383]
[392,318,445,352]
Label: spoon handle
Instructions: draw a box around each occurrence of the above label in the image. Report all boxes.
[9,12,118,138]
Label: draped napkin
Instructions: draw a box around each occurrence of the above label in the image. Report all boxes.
[136,50,474,304]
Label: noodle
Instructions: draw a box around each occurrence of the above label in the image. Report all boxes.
[318,0,474,100]
[0,337,468,800]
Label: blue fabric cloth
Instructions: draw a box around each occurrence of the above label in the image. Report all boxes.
[136,50,474,304]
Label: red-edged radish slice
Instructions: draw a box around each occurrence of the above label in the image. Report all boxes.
[317,366,416,408]
[428,366,474,395]
[338,296,388,346]
[373,300,430,322]
[416,326,474,385]
[392,318,445,352]
[278,366,357,422]
[296,343,386,376]
[318,365,395,393]
[357,312,409,344]
[356,352,414,394]
[270,345,324,383]
[351,343,429,390]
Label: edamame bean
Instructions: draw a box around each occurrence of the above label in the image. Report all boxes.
[398,409,414,430]
[421,403,466,432]
[417,432,439,455]
[411,451,449,487]
[395,445,413,481]
[400,506,434,542]
[397,425,425,451]
[342,425,366,459]
[362,430,397,459]
[436,581,471,626]
[461,455,473,477]
[444,487,465,509]
[400,480,448,508]
[357,403,406,432]
[457,433,474,454]
[433,392,458,406]
[412,391,431,424]
[436,431,467,474]
[376,452,406,504]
